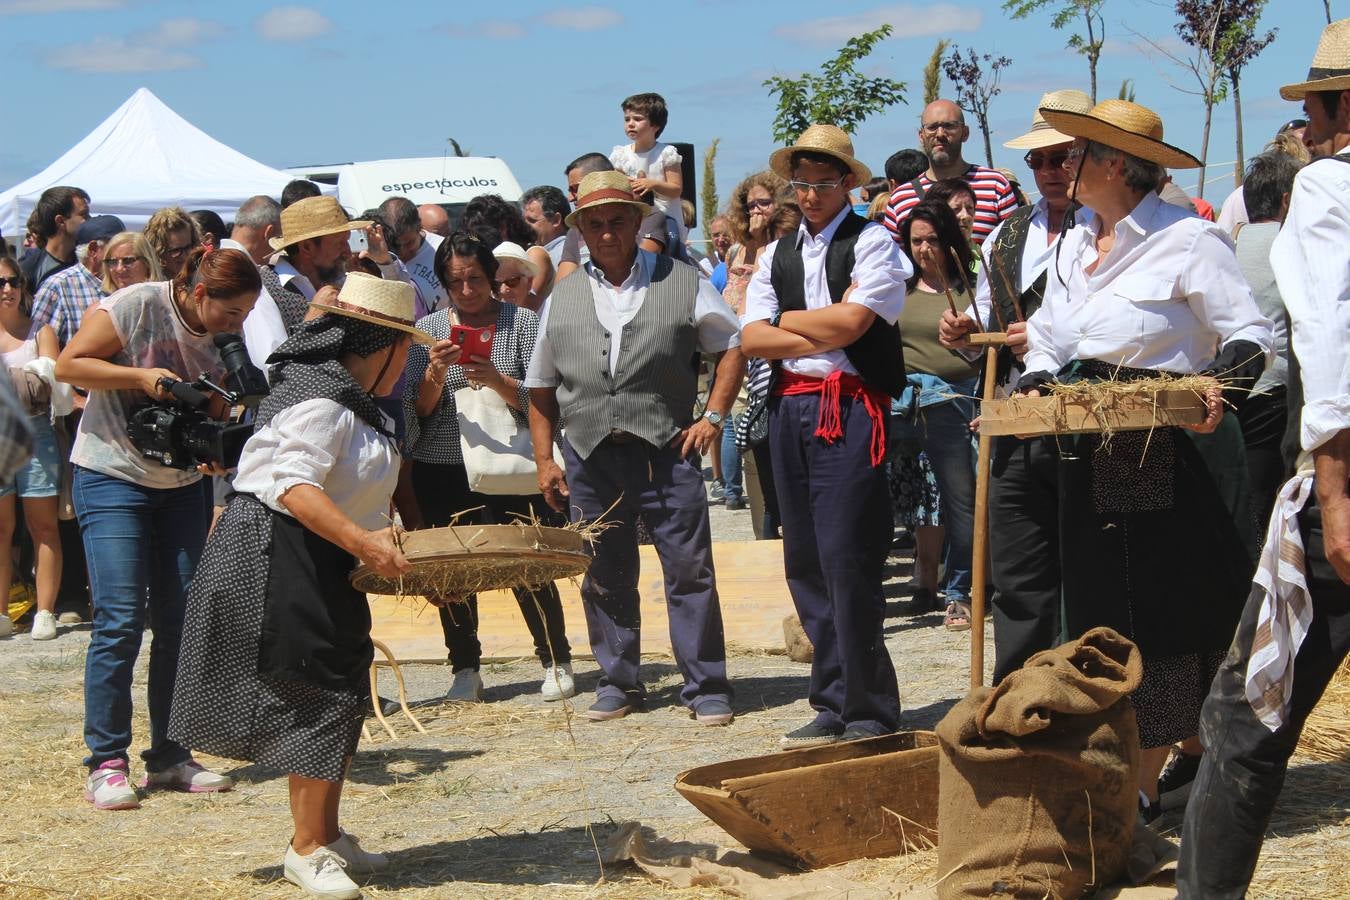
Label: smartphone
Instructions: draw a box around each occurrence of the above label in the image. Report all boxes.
[450,324,495,362]
[348,229,368,254]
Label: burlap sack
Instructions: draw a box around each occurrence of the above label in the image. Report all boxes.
[935,627,1143,899]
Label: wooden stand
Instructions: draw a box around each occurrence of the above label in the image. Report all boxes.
[970,334,1007,689]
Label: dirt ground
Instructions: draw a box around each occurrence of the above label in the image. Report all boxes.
[1,505,1346,898]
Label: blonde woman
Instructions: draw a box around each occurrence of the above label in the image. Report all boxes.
[100,232,164,295]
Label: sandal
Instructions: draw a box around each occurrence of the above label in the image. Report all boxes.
[944,601,972,632]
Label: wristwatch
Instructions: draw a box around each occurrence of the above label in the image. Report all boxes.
[704,411,724,427]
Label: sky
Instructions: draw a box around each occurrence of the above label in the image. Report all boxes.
[0,0,1336,232]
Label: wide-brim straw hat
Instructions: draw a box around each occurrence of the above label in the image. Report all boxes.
[1005,89,1093,149]
[269,195,371,251]
[492,241,539,278]
[309,271,434,344]
[769,124,871,184]
[1040,99,1202,169]
[564,171,654,228]
[1280,19,1350,100]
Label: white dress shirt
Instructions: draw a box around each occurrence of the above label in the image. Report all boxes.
[742,205,912,379]
[524,250,740,388]
[233,398,400,531]
[1271,151,1350,453]
[1023,190,1273,377]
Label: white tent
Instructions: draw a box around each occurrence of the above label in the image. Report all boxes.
[0,88,313,236]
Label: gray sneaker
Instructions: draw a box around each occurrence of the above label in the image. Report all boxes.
[445,668,484,702]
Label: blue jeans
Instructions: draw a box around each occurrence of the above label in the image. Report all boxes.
[719,416,743,500]
[889,399,976,601]
[74,466,208,772]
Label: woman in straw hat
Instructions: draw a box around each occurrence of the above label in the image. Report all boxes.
[1015,99,1274,820]
[168,272,429,900]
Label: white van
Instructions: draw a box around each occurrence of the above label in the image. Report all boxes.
[284,156,522,227]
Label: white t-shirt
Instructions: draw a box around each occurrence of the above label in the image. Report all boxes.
[404,233,447,316]
[611,141,685,240]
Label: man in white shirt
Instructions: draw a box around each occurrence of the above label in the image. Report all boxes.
[1179,21,1350,898]
[741,125,911,748]
[526,171,743,726]
[380,197,447,318]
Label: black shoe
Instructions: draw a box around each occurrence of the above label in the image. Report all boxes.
[586,694,640,721]
[779,722,843,749]
[1158,751,1203,810]
[839,726,886,742]
[909,588,939,613]
[724,495,746,511]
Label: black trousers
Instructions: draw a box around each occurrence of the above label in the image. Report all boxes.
[1178,492,1350,898]
[989,435,1061,683]
[410,461,571,672]
[1237,386,1288,530]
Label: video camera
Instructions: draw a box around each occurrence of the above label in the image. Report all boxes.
[126,333,269,470]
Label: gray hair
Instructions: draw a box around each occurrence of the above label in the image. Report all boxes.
[1085,142,1165,195]
[233,194,282,231]
[1243,151,1304,222]
[76,242,91,263]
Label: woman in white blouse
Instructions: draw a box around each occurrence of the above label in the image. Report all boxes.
[1017,100,1274,821]
[169,273,428,900]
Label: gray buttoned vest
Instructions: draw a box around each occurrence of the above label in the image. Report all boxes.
[547,255,700,459]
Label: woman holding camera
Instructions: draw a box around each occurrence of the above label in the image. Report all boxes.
[55,246,259,810]
[403,232,573,703]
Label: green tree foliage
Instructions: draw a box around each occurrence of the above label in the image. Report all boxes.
[1118,78,1136,101]
[701,139,720,227]
[764,25,908,143]
[1003,0,1107,101]
[924,39,951,105]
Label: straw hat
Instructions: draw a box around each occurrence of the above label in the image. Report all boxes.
[1039,99,1202,169]
[564,171,654,227]
[309,272,434,344]
[1280,19,1350,100]
[492,241,539,278]
[769,124,871,184]
[269,195,371,251]
[1005,89,1093,149]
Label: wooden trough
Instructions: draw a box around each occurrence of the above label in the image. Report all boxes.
[979,388,1209,437]
[675,731,940,868]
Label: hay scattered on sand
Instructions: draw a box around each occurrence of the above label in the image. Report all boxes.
[1296,657,1350,764]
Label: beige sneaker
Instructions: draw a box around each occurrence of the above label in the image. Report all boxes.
[328,829,388,873]
[283,844,361,899]
[540,664,575,702]
[0,615,12,638]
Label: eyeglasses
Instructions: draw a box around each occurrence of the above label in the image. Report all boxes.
[789,178,846,195]
[1279,118,1308,133]
[107,256,144,269]
[0,276,20,289]
[162,244,192,260]
[1024,150,1071,170]
[745,198,775,211]
[494,274,528,291]
[921,121,963,135]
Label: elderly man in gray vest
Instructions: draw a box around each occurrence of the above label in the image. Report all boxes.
[526,171,744,725]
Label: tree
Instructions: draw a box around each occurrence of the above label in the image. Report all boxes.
[942,45,1013,167]
[701,139,720,229]
[1214,0,1277,186]
[1003,0,1107,102]
[763,24,908,143]
[1118,78,1136,101]
[924,39,950,105]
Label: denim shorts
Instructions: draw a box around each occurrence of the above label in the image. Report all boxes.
[0,415,61,499]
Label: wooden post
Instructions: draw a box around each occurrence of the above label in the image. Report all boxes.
[967,335,1005,688]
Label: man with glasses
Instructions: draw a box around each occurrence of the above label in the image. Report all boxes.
[19,186,90,291]
[884,99,1020,246]
[741,125,911,749]
[939,89,1096,683]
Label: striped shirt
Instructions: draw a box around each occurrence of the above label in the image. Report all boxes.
[29,263,106,346]
[883,165,1019,246]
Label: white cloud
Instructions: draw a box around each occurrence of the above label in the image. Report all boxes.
[0,0,122,12]
[773,4,982,44]
[44,17,226,73]
[254,6,333,42]
[539,6,623,30]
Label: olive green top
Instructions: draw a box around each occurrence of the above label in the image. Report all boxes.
[898,286,982,384]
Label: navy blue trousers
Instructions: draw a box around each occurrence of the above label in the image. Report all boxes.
[769,393,900,734]
[562,436,731,712]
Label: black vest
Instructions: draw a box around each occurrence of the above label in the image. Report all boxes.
[984,205,1053,386]
[770,212,906,398]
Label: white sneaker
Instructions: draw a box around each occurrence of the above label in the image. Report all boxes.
[141,758,234,793]
[283,844,361,899]
[0,616,11,638]
[540,664,576,702]
[30,610,57,641]
[328,829,388,873]
[445,668,484,702]
[84,759,141,810]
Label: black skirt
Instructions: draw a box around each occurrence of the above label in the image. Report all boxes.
[168,495,369,782]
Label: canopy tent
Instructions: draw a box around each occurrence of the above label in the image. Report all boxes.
[0,88,317,237]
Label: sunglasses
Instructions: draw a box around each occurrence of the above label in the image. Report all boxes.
[0,276,21,289]
[745,198,775,211]
[107,256,145,269]
[494,274,528,291]
[163,244,192,259]
[1024,150,1071,170]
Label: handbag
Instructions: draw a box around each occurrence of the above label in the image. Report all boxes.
[734,357,776,452]
[454,385,563,496]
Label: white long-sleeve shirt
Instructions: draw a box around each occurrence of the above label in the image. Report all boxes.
[742,205,912,379]
[1271,151,1350,453]
[1023,190,1273,377]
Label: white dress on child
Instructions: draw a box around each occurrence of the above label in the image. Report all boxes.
[610,142,685,241]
